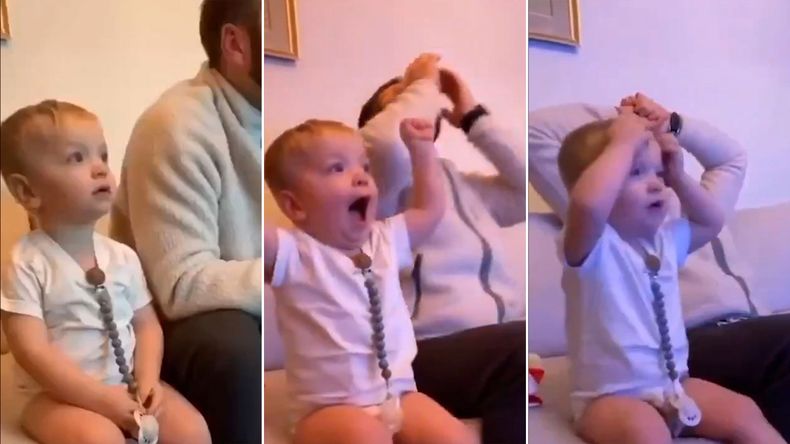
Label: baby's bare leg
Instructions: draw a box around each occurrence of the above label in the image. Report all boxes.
[21,392,126,444]
[156,383,212,444]
[395,392,478,444]
[576,395,671,444]
[684,378,785,444]
[294,404,392,444]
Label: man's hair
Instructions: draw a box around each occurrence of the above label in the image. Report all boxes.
[264,119,355,192]
[557,119,613,189]
[200,0,261,68]
[0,100,94,183]
[357,77,401,129]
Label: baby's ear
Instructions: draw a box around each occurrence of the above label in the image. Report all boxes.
[6,173,42,212]
[275,190,307,223]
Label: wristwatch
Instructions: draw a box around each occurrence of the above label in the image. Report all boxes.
[669,111,683,136]
[460,104,489,134]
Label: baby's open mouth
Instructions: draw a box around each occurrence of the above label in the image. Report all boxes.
[648,200,664,210]
[93,185,111,195]
[349,196,370,221]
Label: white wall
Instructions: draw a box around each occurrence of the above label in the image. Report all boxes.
[529,0,790,209]
[264,0,526,220]
[0,0,206,264]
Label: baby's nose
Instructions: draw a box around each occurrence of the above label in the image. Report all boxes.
[353,173,369,187]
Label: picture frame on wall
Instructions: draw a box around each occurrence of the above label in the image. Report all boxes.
[0,0,10,40]
[529,0,580,46]
[264,0,298,59]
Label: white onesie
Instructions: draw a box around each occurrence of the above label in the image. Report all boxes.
[0,231,152,393]
[560,219,692,420]
[270,215,417,419]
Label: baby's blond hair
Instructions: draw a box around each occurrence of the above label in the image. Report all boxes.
[0,100,95,184]
[558,119,614,189]
[264,119,356,191]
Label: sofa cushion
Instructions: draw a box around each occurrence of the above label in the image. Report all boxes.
[528,213,566,357]
[728,202,790,314]
[529,103,765,332]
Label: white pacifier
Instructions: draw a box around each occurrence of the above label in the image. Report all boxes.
[379,394,403,433]
[668,380,702,427]
[134,409,160,444]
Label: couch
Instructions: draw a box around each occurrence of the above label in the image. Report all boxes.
[2,201,787,442]
[527,201,790,443]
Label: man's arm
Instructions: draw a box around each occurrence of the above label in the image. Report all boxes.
[462,115,527,227]
[122,114,261,320]
[624,93,747,218]
[658,133,725,253]
[400,119,445,248]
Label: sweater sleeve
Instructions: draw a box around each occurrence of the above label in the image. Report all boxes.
[123,112,261,320]
[677,116,747,219]
[360,79,449,219]
[462,115,527,227]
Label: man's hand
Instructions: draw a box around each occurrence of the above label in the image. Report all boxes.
[439,68,477,128]
[400,118,435,151]
[619,93,671,133]
[403,53,441,88]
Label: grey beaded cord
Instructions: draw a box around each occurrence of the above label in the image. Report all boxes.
[85,267,139,398]
[644,255,679,381]
[352,253,393,389]
[644,255,701,430]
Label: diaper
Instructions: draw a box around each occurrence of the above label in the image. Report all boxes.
[289,393,408,436]
[571,382,693,438]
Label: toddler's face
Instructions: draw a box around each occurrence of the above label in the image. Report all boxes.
[25,114,116,225]
[288,131,378,251]
[609,136,669,238]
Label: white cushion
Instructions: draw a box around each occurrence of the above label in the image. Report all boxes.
[527,213,565,357]
[728,202,790,314]
[528,103,764,331]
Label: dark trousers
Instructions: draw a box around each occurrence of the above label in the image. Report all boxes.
[162,309,262,444]
[687,313,790,440]
[413,321,526,444]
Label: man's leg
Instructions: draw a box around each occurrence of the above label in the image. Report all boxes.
[162,309,262,444]
[412,321,526,444]
[687,313,790,440]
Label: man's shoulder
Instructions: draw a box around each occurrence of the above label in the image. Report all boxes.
[136,76,221,134]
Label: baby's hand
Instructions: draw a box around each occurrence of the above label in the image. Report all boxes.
[655,132,685,186]
[619,92,671,133]
[403,53,441,88]
[400,118,435,152]
[607,109,652,150]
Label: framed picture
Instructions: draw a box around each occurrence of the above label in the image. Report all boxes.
[529,0,580,46]
[0,0,10,40]
[264,0,298,59]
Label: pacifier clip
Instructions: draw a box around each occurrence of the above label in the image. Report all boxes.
[352,252,403,433]
[644,255,702,434]
[86,267,160,444]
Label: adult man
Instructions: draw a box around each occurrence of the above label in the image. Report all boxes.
[359,54,527,444]
[110,1,262,442]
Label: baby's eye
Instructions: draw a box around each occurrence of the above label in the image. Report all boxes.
[363,162,371,173]
[328,162,344,173]
[101,151,109,163]
[630,167,641,177]
[67,152,84,164]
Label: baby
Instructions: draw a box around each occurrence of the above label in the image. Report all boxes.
[263,118,477,444]
[0,101,210,444]
[558,94,784,444]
